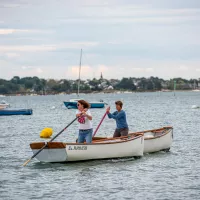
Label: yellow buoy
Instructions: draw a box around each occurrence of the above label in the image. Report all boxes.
[40,127,53,138]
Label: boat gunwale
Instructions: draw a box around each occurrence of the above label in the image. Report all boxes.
[129,127,173,140]
[93,127,173,141]
[30,135,143,149]
[67,134,143,145]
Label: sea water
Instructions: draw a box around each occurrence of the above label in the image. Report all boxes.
[0,92,200,200]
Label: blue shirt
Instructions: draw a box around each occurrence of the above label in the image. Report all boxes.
[107,110,128,129]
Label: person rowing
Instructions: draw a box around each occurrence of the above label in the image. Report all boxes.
[106,100,129,137]
[76,100,93,143]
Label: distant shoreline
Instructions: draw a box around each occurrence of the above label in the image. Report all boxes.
[0,89,198,96]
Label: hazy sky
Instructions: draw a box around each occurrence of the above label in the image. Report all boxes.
[0,0,200,80]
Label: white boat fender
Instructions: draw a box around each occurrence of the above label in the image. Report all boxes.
[191,105,200,109]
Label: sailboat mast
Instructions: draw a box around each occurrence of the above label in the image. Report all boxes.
[77,49,82,96]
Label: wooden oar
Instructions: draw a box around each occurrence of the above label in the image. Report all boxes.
[23,117,78,167]
[92,111,108,137]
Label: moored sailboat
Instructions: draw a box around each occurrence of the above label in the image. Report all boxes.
[64,99,105,109]
[63,49,106,109]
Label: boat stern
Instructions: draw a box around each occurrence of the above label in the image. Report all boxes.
[144,127,173,153]
[30,142,68,163]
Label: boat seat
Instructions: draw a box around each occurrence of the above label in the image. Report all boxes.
[144,132,155,139]
[144,135,154,139]
[154,130,165,137]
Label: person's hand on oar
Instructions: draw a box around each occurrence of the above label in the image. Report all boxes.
[76,108,87,117]
[106,106,110,113]
[80,109,87,116]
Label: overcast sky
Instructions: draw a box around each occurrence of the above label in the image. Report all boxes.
[0,0,200,80]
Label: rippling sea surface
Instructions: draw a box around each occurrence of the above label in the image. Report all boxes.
[0,92,200,200]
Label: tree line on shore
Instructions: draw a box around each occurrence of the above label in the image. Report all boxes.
[0,76,199,95]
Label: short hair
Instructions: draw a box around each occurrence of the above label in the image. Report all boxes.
[115,100,123,108]
[78,100,90,109]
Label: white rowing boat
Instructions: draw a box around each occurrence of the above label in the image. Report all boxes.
[30,134,144,163]
[94,126,173,154]
[129,126,173,153]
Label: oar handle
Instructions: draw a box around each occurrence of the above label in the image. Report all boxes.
[93,111,108,137]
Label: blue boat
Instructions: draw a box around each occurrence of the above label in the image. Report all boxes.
[0,108,33,116]
[63,99,105,109]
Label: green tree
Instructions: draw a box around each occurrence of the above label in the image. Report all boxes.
[11,76,20,84]
[24,80,34,89]
[59,80,71,92]
[116,78,136,90]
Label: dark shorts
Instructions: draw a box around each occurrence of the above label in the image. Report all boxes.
[113,128,129,137]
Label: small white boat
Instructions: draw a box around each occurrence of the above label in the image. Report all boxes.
[30,134,144,163]
[0,100,10,109]
[161,89,171,92]
[129,126,173,153]
[124,91,132,94]
[192,89,200,92]
[191,105,200,109]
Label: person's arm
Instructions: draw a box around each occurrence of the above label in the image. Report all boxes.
[106,107,124,119]
[108,111,124,120]
[82,110,92,120]
[106,107,115,119]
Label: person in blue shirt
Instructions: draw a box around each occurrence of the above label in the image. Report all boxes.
[106,101,129,137]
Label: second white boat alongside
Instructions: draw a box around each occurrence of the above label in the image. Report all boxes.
[129,126,173,153]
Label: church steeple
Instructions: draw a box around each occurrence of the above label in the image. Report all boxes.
[100,72,103,80]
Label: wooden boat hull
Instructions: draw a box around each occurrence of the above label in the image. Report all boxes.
[0,108,33,116]
[30,135,144,163]
[129,127,173,153]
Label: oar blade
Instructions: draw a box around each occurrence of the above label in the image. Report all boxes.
[22,159,31,167]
